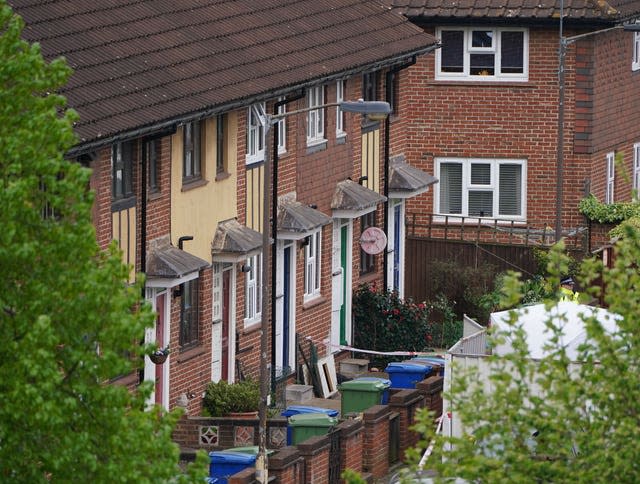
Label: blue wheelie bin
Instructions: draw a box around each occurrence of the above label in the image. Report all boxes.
[384,361,432,389]
[209,451,256,484]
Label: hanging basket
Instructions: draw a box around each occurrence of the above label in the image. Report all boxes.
[150,348,170,365]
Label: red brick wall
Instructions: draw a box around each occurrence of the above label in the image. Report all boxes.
[362,405,391,478]
[397,25,604,238]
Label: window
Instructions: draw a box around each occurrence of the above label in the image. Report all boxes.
[180,278,199,348]
[436,27,528,81]
[360,212,375,276]
[633,32,640,71]
[362,71,379,101]
[216,114,227,176]
[144,139,159,193]
[245,253,262,324]
[247,103,266,164]
[112,141,134,199]
[605,151,615,204]
[336,80,346,138]
[277,99,287,154]
[304,230,321,300]
[634,143,640,198]
[183,121,202,182]
[212,263,222,323]
[435,158,526,220]
[306,86,325,146]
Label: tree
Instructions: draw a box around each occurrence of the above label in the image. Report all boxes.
[0,3,207,481]
[406,231,640,483]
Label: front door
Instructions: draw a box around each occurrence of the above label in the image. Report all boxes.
[221,270,231,380]
[332,220,352,349]
[276,242,295,373]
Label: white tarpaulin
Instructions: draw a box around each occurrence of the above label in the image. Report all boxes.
[489,302,621,360]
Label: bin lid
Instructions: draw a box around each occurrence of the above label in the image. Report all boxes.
[209,451,257,464]
[281,405,339,417]
[288,413,338,427]
[222,446,275,456]
[354,377,391,387]
[339,378,388,391]
[412,356,445,364]
[384,362,432,373]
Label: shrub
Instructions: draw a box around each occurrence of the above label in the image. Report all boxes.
[353,284,432,368]
[202,379,260,416]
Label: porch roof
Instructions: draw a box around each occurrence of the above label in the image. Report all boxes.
[211,218,263,262]
[146,243,210,279]
[389,155,438,199]
[277,200,332,240]
[331,179,387,219]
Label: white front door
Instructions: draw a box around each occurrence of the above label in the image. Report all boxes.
[331,219,353,350]
[144,288,170,410]
[275,240,296,374]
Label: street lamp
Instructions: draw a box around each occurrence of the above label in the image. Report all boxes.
[555,4,640,241]
[254,97,391,484]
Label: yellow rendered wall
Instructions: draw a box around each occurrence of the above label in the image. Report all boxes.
[360,129,380,193]
[171,113,238,261]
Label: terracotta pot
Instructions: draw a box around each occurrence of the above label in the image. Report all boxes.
[227,411,259,419]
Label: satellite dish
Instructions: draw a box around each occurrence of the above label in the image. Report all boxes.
[360,226,387,255]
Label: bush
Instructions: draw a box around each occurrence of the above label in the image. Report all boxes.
[202,379,260,416]
[353,284,432,368]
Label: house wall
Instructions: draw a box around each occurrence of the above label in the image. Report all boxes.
[398,25,594,238]
[589,30,640,204]
[170,116,239,261]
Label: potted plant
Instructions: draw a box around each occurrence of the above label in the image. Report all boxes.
[149,346,170,364]
[203,379,260,417]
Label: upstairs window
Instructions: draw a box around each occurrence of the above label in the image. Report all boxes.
[336,80,346,138]
[436,28,528,81]
[144,138,159,193]
[633,32,640,71]
[435,158,526,220]
[216,114,227,176]
[247,103,266,164]
[183,121,203,182]
[112,141,134,200]
[306,86,325,147]
[605,151,615,204]
[277,98,287,154]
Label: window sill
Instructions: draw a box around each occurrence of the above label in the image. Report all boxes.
[181,178,208,192]
[147,190,162,202]
[302,295,326,310]
[215,171,230,182]
[241,320,262,335]
[177,344,207,363]
[306,140,327,155]
[358,272,378,285]
[431,215,527,226]
[428,79,533,88]
[111,372,139,387]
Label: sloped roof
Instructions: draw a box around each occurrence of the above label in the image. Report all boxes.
[389,154,438,198]
[332,179,387,217]
[146,243,210,278]
[8,0,438,151]
[386,0,640,22]
[277,200,332,240]
[211,218,263,261]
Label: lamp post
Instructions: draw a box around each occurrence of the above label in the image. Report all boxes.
[555,4,640,241]
[254,97,391,484]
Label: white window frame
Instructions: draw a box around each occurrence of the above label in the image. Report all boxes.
[304,230,322,301]
[306,86,325,147]
[605,151,615,204]
[434,157,527,221]
[632,32,640,72]
[336,80,346,138]
[212,263,222,323]
[244,253,262,326]
[435,27,529,82]
[277,99,287,155]
[634,143,640,198]
[246,103,266,165]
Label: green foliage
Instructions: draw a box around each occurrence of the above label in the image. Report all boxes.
[425,294,463,350]
[408,234,640,482]
[203,379,261,416]
[427,260,500,323]
[578,193,640,223]
[353,284,431,368]
[0,4,206,481]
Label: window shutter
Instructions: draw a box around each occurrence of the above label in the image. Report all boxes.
[440,162,462,214]
[498,164,522,216]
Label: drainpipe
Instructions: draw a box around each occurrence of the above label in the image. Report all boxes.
[384,57,416,291]
[271,92,304,399]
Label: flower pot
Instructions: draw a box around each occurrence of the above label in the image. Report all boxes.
[227,411,259,419]
[150,352,168,364]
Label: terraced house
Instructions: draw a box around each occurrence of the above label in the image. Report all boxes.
[10,0,438,414]
[385,0,640,292]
